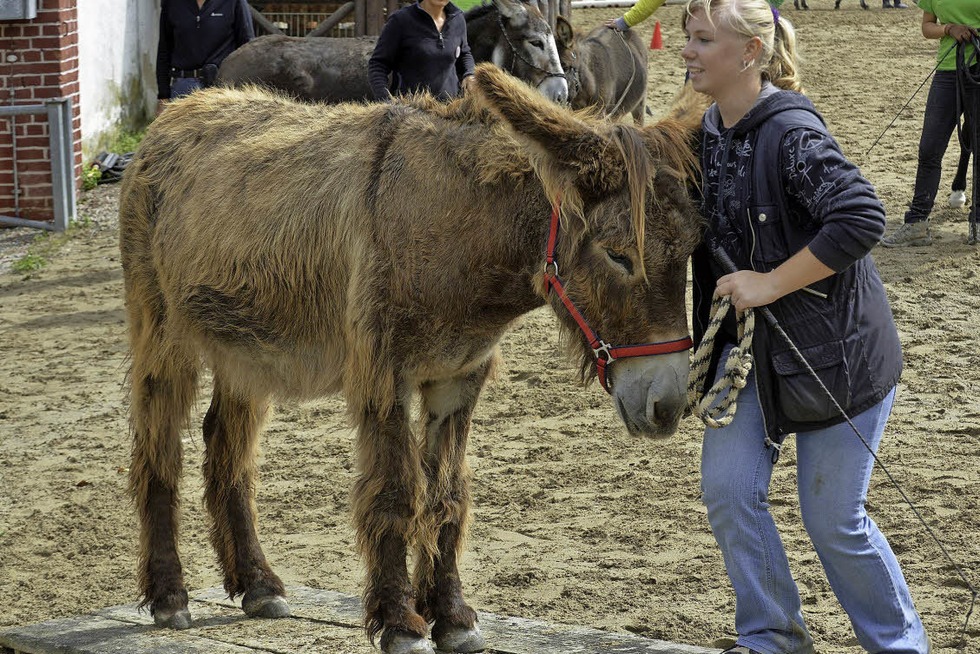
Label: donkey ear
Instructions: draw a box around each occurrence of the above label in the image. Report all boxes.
[555,15,575,51]
[493,0,529,22]
[473,63,625,195]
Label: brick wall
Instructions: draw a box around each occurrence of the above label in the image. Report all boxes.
[0,0,81,223]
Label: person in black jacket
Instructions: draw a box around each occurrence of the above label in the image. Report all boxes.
[368,0,475,101]
[681,0,929,652]
[156,0,254,114]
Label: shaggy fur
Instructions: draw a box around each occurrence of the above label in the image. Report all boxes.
[121,64,703,650]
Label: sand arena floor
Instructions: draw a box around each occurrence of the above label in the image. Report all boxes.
[1,5,978,653]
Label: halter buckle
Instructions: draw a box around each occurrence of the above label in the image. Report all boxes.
[593,341,613,362]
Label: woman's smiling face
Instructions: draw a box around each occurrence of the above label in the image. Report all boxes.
[681,7,753,99]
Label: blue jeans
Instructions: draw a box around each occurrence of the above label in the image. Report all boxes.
[170,76,202,99]
[905,70,979,224]
[700,358,928,653]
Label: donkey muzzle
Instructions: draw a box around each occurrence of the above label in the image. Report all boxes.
[609,351,688,438]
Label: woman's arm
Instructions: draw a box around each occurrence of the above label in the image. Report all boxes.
[234,0,255,47]
[922,10,978,42]
[715,127,884,312]
[715,249,833,312]
[368,16,401,101]
[156,0,173,105]
[455,16,475,92]
[605,0,665,30]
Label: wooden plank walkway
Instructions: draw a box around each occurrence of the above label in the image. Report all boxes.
[0,586,716,654]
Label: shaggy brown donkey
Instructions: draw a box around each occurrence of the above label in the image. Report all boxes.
[120,64,704,654]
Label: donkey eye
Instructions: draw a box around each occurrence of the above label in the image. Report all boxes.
[529,39,545,50]
[606,249,634,275]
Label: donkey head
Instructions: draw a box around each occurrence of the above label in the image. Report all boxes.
[491,0,569,104]
[474,63,703,437]
[553,16,582,103]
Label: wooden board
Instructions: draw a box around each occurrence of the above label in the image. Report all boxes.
[1,586,716,654]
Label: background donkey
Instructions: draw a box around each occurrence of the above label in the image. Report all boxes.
[120,64,702,654]
[555,18,648,124]
[216,0,568,104]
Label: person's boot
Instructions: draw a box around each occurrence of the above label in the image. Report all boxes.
[881,221,932,247]
[968,222,979,246]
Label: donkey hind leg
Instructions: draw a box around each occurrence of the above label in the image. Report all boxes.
[129,341,199,629]
[353,400,433,654]
[415,359,494,654]
[202,377,288,619]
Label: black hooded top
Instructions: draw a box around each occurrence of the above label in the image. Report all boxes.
[368,1,475,101]
[691,85,902,440]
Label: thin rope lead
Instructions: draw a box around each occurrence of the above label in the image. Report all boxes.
[606,30,638,118]
[866,41,958,156]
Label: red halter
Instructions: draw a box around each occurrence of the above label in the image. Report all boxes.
[542,202,694,393]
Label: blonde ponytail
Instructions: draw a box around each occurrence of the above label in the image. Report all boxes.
[768,15,803,92]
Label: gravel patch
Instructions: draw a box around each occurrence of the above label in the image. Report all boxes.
[0,182,121,275]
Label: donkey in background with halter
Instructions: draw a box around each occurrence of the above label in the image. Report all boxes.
[216,0,568,104]
[120,64,703,654]
[555,18,648,124]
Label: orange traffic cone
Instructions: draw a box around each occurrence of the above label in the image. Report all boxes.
[650,20,663,50]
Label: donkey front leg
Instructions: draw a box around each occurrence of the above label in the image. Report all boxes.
[353,401,432,654]
[415,359,494,654]
[128,351,198,628]
[202,377,288,619]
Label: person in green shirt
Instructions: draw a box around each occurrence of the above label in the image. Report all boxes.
[882,0,980,247]
[605,0,666,31]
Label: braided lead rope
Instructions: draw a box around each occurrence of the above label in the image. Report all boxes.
[688,295,756,428]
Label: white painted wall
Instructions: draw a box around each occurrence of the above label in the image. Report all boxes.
[77,0,159,158]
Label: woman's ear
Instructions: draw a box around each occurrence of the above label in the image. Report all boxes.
[744,35,764,64]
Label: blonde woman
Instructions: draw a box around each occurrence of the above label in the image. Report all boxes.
[683,0,929,652]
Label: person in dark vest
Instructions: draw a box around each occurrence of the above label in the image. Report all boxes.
[682,0,929,651]
[156,0,255,114]
[367,0,475,101]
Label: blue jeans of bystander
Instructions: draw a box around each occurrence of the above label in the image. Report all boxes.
[170,76,202,99]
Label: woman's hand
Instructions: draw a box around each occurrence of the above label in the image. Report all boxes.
[714,247,835,312]
[714,270,780,312]
[604,17,628,31]
[946,24,979,43]
[461,75,475,94]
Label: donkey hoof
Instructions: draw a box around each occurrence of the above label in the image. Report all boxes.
[153,607,192,630]
[242,592,290,619]
[381,630,436,654]
[434,624,486,653]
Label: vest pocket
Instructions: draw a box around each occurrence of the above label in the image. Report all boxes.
[771,340,850,424]
[747,203,788,269]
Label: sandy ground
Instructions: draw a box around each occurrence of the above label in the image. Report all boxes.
[1,5,979,654]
